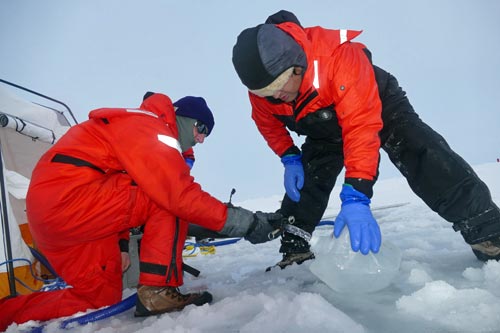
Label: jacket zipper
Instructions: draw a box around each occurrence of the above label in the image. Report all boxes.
[166,218,180,283]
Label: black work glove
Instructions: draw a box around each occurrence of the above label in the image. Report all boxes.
[221,207,283,244]
[245,211,283,244]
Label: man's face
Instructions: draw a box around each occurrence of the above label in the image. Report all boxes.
[270,67,303,103]
[251,67,304,103]
[193,121,208,144]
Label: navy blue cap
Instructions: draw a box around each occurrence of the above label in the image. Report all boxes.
[173,96,215,136]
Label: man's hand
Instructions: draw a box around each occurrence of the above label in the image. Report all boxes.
[281,154,304,202]
[121,252,131,272]
[245,211,283,244]
[185,158,194,169]
[221,207,283,244]
[333,184,381,254]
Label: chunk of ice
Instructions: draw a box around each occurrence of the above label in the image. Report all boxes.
[309,229,401,293]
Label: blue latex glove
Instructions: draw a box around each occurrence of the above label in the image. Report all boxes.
[333,184,381,254]
[185,158,194,169]
[281,154,304,202]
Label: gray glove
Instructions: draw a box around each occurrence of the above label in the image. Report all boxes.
[245,211,283,244]
[220,207,283,244]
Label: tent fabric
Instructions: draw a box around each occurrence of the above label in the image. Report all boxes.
[0,85,70,179]
[0,113,57,144]
[0,83,75,298]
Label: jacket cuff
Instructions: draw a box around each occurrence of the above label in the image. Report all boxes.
[344,177,375,199]
[119,239,129,253]
[280,145,301,158]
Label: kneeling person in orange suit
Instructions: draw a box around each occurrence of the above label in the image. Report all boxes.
[0,92,280,330]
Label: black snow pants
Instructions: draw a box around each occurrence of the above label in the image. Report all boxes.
[280,65,500,253]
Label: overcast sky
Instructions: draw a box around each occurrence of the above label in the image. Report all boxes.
[1,0,499,203]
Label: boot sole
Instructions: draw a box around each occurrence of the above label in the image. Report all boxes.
[265,252,315,272]
[134,291,213,317]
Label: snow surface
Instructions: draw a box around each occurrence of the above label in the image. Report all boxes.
[8,162,500,333]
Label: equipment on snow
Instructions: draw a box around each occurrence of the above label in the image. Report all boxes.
[228,188,236,205]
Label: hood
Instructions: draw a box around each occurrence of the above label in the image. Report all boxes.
[88,93,178,135]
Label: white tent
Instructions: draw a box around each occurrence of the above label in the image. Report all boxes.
[0,79,77,298]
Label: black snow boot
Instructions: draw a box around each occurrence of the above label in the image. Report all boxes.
[453,203,500,261]
[471,237,500,261]
[266,232,315,271]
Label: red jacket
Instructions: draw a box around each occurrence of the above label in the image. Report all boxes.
[30,93,227,234]
[249,22,383,182]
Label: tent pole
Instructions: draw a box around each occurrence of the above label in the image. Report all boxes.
[0,78,77,125]
[0,143,17,297]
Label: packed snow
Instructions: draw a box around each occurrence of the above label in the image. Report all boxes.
[7,162,500,333]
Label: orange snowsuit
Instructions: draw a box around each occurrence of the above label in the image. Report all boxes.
[0,93,227,330]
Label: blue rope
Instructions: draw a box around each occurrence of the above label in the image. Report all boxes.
[187,225,335,250]
[183,238,242,253]
[318,220,335,226]
[28,246,58,278]
[28,293,137,333]
[197,238,241,247]
[0,258,67,292]
[60,293,137,328]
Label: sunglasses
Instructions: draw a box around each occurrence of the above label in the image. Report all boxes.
[195,121,209,135]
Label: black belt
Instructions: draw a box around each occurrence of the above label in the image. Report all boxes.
[51,153,105,174]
